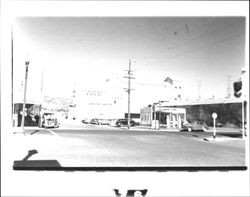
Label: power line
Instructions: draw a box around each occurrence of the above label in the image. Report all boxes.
[145,31,245,65]
[169,19,243,51]
[145,19,245,61]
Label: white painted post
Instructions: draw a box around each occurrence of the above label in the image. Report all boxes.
[166,115,170,128]
[212,112,217,139]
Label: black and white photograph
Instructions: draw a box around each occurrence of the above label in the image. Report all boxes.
[1,1,249,197]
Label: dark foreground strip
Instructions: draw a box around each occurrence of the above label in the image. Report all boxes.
[13,160,247,171]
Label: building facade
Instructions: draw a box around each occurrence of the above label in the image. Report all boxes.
[140,105,186,129]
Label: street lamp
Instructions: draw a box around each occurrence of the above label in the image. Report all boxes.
[21,60,30,133]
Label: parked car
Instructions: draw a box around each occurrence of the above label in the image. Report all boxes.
[216,122,223,127]
[98,119,110,125]
[181,120,208,132]
[113,118,135,127]
[39,112,60,128]
[90,118,100,125]
[81,119,91,124]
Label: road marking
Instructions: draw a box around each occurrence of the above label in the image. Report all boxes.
[43,128,59,137]
[29,128,60,136]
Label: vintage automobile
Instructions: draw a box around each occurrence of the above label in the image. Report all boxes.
[89,118,101,125]
[82,118,107,125]
[181,120,209,132]
[112,118,135,127]
[81,118,91,124]
[39,112,60,128]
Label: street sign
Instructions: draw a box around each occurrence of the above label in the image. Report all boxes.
[212,112,217,119]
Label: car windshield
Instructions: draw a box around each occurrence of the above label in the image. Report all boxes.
[9,16,247,171]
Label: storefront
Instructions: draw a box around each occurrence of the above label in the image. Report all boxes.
[140,106,186,129]
[13,103,41,127]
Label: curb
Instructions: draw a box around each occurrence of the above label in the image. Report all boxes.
[203,137,243,142]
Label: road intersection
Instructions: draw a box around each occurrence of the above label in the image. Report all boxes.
[12,120,246,169]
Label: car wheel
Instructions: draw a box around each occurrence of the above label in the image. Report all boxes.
[188,127,192,132]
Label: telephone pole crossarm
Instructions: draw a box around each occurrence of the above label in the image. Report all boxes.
[123,76,135,79]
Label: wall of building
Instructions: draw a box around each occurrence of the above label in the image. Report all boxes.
[140,107,152,126]
[174,102,246,127]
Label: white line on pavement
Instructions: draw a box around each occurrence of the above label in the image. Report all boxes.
[43,129,60,137]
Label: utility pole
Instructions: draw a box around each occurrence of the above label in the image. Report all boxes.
[11,26,14,126]
[21,60,30,133]
[72,84,77,120]
[41,71,44,94]
[197,80,201,99]
[123,59,135,130]
[158,101,161,130]
[226,75,232,98]
[241,67,246,138]
[39,70,44,127]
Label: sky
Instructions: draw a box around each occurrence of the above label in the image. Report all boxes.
[13,17,246,104]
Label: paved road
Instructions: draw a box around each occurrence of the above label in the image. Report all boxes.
[20,121,245,167]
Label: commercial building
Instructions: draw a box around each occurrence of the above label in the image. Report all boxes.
[140,105,186,129]
[162,97,245,127]
[12,101,41,127]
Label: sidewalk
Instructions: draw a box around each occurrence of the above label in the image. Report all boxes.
[203,136,243,142]
[12,126,39,133]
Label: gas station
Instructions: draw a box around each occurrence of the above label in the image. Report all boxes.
[140,105,186,130]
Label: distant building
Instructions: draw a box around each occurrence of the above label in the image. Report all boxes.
[69,77,126,120]
[76,88,124,120]
[68,75,187,120]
